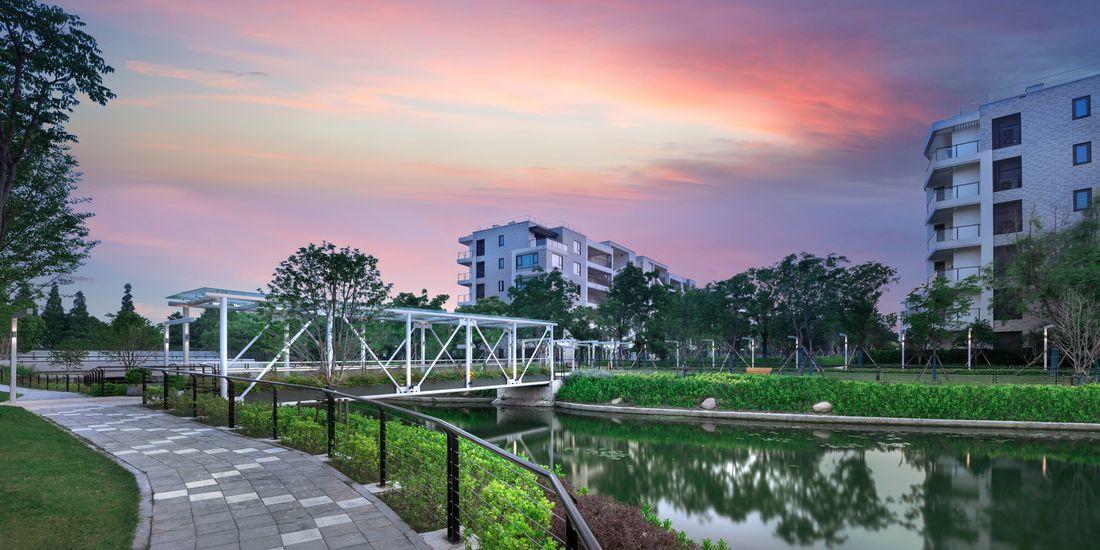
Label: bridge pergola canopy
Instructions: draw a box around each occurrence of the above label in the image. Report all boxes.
[162,287,557,399]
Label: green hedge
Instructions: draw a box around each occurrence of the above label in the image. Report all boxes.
[556,372,1100,423]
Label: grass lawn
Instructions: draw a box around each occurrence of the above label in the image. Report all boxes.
[0,406,139,549]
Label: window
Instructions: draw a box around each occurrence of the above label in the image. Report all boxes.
[993,200,1023,235]
[993,244,1017,276]
[1074,188,1093,212]
[993,288,1022,321]
[573,240,581,254]
[572,262,581,276]
[550,253,563,270]
[993,157,1022,191]
[1074,142,1092,165]
[475,283,485,299]
[475,261,485,278]
[497,280,505,292]
[992,113,1021,149]
[1073,95,1091,119]
[516,252,538,269]
[497,235,504,246]
[497,257,504,269]
[475,239,485,256]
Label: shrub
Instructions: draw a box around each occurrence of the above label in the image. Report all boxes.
[556,372,1100,423]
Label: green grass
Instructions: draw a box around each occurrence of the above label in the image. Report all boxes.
[0,406,139,549]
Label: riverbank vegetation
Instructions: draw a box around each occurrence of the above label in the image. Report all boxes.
[0,406,138,549]
[557,372,1100,424]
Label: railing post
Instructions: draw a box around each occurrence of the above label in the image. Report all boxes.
[66,374,70,392]
[566,514,579,550]
[326,391,336,458]
[162,370,169,410]
[99,369,105,396]
[446,431,460,543]
[378,407,387,486]
[191,374,198,418]
[141,369,148,404]
[272,386,279,440]
[228,378,236,428]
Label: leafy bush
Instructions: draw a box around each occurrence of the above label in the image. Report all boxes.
[557,372,1100,423]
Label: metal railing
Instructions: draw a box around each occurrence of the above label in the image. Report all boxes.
[927,224,980,252]
[456,294,471,304]
[457,251,471,261]
[932,140,979,161]
[457,272,472,282]
[927,181,980,213]
[930,265,981,283]
[137,366,600,549]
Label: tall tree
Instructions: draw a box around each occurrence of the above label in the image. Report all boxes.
[39,280,63,347]
[902,276,979,361]
[265,242,391,385]
[119,282,135,314]
[598,265,662,355]
[0,144,96,295]
[835,261,899,354]
[0,0,113,252]
[507,268,581,336]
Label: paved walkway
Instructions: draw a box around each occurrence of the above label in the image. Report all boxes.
[24,398,429,550]
[0,383,84,400]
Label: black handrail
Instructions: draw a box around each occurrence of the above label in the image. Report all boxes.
[140,366,601,549]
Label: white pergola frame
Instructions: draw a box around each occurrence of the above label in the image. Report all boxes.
[164,287,556,399]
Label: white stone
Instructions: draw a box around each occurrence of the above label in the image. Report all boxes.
[610,397,623,405]
[700,398,717,410]
[812,401,833,413]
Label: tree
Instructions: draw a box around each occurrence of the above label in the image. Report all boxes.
[0,283,42,354]
[391,289,449,311]
[766,253,848,352]
[507,268,581,336]
[598,265,662,356]
[39,280,63,348]
[835,261,898,356]
[988,208,1100,376]
[902,276,979,361]
[265,242,391,385]
[0,144,96,295]
[104,283,158,368]
[48,337,87,373]
[63,289,104,345]
[456,296,509,316]
[1,0,113,253]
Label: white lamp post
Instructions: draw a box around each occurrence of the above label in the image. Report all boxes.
[742,336,755,369]
[966,327,972,370]
[9,308,34,403]
[838,333,848,369]
[788,335,799,372]
[900,331,906,369]
[1043,325,1053,371]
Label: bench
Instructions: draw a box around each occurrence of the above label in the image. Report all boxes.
[744,367,773,375]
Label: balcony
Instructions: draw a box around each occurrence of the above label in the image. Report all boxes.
[457,251,472,264]
[457,294,472,306]
[930,266,981,284]
[927,181,980,215]
[950,307,982,327]
[927,224,980,255]
[457,272,472,285]
[932,140,978,162]
[529,238,569,254]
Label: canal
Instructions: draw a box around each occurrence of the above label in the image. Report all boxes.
[415,404,1100,548]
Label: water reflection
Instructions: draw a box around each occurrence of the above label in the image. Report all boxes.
[419,406,1100,548]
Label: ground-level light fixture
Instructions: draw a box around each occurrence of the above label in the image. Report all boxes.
[10,308,34,403]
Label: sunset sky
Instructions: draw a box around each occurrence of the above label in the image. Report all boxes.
[56,0,1100,318]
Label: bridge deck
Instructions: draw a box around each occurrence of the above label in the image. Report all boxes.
[247,373,554,404]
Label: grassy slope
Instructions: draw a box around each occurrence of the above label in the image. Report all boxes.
[0,406,139,549]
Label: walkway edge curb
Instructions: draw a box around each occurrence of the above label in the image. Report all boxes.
[555,401,1100,432]
[33,409,154,550]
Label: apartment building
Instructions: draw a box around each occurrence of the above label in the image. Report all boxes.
[922,72,1099,344]
[456,217,695,307]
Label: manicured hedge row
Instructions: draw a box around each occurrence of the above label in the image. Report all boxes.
[556,372,1100,423]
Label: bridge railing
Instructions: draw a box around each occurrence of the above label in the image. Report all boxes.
[136,366,600,549]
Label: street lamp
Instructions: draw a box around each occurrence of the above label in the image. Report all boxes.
[838,333,848,369]
[1043,325,1053,371]
[742,336,755,369]
[966,327,972,370]
[788,335,799,373]
[10,308,34,403]
[899,330,906,369]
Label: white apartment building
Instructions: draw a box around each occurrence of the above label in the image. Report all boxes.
[456,217,695,307]
[922,72,1099,345]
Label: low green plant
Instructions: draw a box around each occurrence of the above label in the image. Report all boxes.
[557,372,1100,423]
